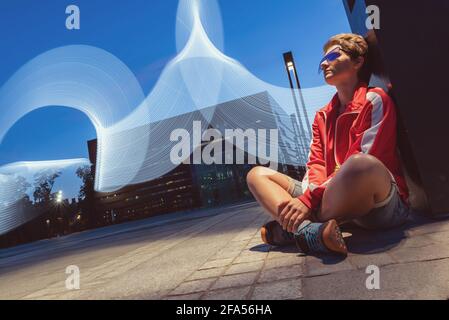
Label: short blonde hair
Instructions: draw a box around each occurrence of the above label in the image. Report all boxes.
[323,33,371,82]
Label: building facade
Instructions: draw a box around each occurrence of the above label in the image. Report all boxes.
[88,91,306,225]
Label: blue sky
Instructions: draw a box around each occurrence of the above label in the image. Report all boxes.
[0,0,350,196]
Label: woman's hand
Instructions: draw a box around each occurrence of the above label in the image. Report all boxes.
[279,198,312,233]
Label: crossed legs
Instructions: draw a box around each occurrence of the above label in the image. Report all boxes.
[246,154,393,225]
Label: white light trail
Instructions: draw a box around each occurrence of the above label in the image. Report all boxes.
[0,0,336,234]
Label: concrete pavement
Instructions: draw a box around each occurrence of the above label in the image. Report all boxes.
[1,201,449,299]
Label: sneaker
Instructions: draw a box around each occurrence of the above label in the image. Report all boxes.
[260,220,295,246]
[294,219,347,256]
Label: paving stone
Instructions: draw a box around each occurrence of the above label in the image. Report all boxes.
[400,234,435,248]
[164,292,203,300]
[213,249,242,260]
[302,258,449,300]
[240,247,270,256]
[266,247,300,260]
[6,200,449,300]
[211,272,258,290]
[227,240,250,249]
[389,243,449,264]
[248,236,263,244]
[302,268,377,300]
[251,279,302,300]
[201,286,251,300]
[424,230,449,244]
[187,267,227,281]
[26,293,68,300]
[225,261,264,275]
[264,255,304,270]
[254,215,270,224]
[258,265,304,283]
[170,278,216,295]
[23,285,68,299]
[348,252,396,269]
[233,253,267,264]
[407,221,449,236]
[233,234,256,242]
[246,245,270,253]
[233,229,259,241]
[250,244,271,252]
[305,256,355,277]
[200,258,234,270]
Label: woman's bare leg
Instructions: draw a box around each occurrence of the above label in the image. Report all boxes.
[246,153,393,226]
[246,166,293,220]
[319,153,393,222]
[247,165,348,254]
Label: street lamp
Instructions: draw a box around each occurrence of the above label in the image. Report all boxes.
[283,51,312,137]
[54,190,64,236]
[283,52,312,164]
[55,190,63,203]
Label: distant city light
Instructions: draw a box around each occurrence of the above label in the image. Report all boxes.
[56,190,63,203]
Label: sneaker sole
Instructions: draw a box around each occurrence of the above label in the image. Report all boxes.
[260,225,269,244]
[322,219,348,255]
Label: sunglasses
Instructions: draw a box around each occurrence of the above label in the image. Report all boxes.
[318,47,344,74]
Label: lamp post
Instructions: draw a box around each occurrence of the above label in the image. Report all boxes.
[283,51,311,160]
[55,190,63,235]
[283,51,312,136]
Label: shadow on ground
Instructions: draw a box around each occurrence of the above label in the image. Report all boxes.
[342,211,449,255]
[249,210,449,265]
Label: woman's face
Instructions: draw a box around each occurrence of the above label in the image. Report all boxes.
[320,45,363,86]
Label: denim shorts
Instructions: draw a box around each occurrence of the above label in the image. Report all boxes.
[287,175,410,230]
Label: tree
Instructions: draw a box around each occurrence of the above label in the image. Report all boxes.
[33,170,61,204]
[76,165,95,228]
[76,166,94,199]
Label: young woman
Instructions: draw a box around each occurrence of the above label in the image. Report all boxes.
[246,33,410,256]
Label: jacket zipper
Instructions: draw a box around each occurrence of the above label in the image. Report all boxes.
[319,111,328,173]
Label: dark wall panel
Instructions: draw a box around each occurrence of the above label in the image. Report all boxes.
[343,0,449,214]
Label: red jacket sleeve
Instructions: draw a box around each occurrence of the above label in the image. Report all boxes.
[298,112,329,210]
[298,89,397,210]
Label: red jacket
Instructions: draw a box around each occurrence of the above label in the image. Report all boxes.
[298,82,409,210]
